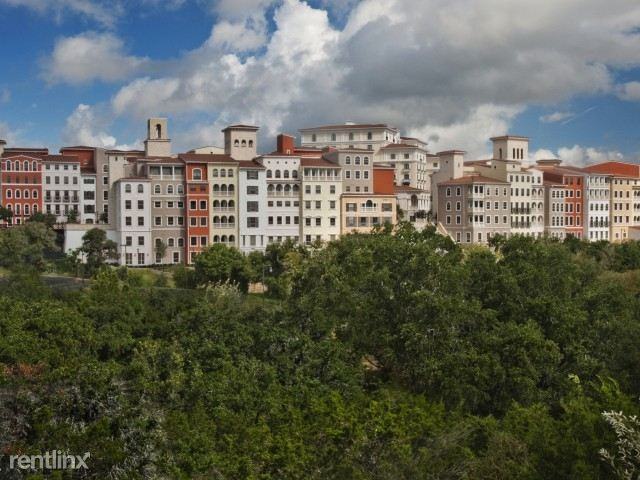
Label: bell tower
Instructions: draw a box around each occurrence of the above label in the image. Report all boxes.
[145,117,171,157]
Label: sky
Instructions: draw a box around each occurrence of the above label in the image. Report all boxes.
[0,0,640,165]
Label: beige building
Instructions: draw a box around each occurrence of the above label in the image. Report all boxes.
[438,175,510,244]
[610,175,636,242]
[208,158,240,248]
[341,194,396,233]
[323,149,374,194]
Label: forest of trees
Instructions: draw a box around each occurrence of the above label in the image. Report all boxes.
[1,221,640,479]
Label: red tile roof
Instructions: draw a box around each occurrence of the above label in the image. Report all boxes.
[300,157,340,167]
[394,185,427,193]
[43,155,80,163]
[179,153,238,164]
[237,160,265,169]
[380,143,423,150]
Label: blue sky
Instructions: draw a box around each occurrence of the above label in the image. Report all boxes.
[0,0,639,165]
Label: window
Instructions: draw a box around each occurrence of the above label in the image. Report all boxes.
[247,170,259,180]
[247,186,258,195]
[138,236,145,246]
[247,217,259,228]
[247,201,259,212]
[138,217,144,226]
[125,184,131,193]
[125,216,132,226]
[192,168,202,180]
[125,200,132,210]
[138,200,144,209]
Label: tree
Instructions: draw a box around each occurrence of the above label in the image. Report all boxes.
[601,410,640,479]
[0,222,57,271]
[81,228,118,274]
[0,205,13,223]
[155,239,168,265]
[194,244,251,292]
[66,208,79,224]
[27,211,57,228]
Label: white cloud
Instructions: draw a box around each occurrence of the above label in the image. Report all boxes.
[62,104,118,148]
[617,81,640,101]
[53,0,640,153]
[0,0,121,27]
[0,88,10,104]
[534,145,624,167]
[0,122,19,144]
[540,111,574,123]
[43,32,150,85]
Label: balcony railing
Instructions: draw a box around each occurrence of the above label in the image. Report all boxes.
[212,192,235,197]
[360,207,377,213]
[511,208,531,214]
[267,192,299,197]
[213,223,236,229]
[212,207,235,212]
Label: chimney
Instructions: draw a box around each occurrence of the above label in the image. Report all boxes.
[276,134,295,155]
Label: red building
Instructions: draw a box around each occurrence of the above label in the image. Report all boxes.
[181,156,210,264]
[1,148,47,225]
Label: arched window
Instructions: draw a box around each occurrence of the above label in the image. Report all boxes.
[167,185,174,194]
[6,189,11,199]
[292,170,298,179]
[293,184,300,193]
[213,184,220,193]
[24,204,30,215]
[212,169,219,177]
[33,204,38,213]
[125,184,132,193]
[227,169,233,177]
[137,184,144,193]
[220,169,226,178]
[267,170,273,178]
[355,156,361,165]
[228,200,235,208]
[276,184,283,193]
[221,235,228,242]
[268,185,275,193]
[193,168,202,180]
[177,184,184,194]
[24,190,30,199]
[15,190,21,199]
[156,123,162,139]
[248,140,253,148]
[214,235,220,243]
[23,160,29,171]
[229,235,235,242]
[345,156,351,165]
[284,184,291,193]
[221,216,227,224]
[234,139,240,147]
[32,161,37,171]
[284,170,290,178]
[275,170,281,179]
[213,216,220,224]
[228,215,235,224]
[154,184,161,194]
[15,204,20,215]
[220,185,227,194]
[213,200,220,208]
[228,184,235,193]
[241,140,247,147]
[5,161,11,170]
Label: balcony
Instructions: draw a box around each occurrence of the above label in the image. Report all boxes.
[360,206,377,213]
[213,223,236,229]
[213,192,235,197]
[303,175,341,182]
[511,208,531,214]
[212,207,235,212]
[267,192,299,198]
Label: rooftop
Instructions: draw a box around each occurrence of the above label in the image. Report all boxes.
[299,123,398,132]
[179,153,238,164]
[222,124,259,132]
[490,135,530,141]
[439,175,509,185]
[300,157,341,168]
[43,155,80,163]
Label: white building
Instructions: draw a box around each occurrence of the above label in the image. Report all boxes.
[238,160,268,253]
[583,171,611,241]
[259,155,302,245]
[80,173,97,224]
[113,178,152,266]
[300,157,342,244]
[299,123,400,157]
[42,155,81,223]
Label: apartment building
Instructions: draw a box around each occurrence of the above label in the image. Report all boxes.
[299,123,400,156]
[260,154,301,245]
[535,162,585,239]
[0,148,47,225]
[300,157,342,244]
[113,178,152,266]
[438,175,511,244]
[543,181,566,240]
[323,148,374,194]
[238,160,267,253]
[583,171,611,241]
[584,162,640,242]
[43,155,81,222]
[183,157,211,264]
[141,158,186,265]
